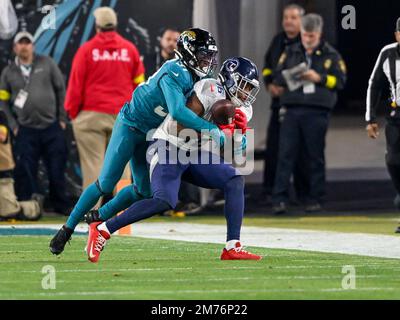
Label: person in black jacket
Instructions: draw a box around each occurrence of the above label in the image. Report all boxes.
[144,27,180,79]
[0,31,70,215]
[262,4,310,205]
[366,18,400,233]
[272,13,347,214]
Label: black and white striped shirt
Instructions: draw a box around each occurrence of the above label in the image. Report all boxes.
[366,42,400,123]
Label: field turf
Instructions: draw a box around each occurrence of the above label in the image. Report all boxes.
[0,215,399,300]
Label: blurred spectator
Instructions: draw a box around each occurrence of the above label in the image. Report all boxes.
[0,31,69,214]
[262,4,309,204]
[65,7,145,205]
[0,109,42,220]
[145,27,180,78]
[272,14,347,214]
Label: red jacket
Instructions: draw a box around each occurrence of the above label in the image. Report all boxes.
[65,31,145,119]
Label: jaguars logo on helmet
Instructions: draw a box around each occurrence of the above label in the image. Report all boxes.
[181,30,196,43]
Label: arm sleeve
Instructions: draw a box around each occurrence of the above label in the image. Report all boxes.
[319,53,347,91]
[0,68,18,131]
[49,57,68,123]
[64,47,87,120]
[159,74,218,132]
[366,49,387,123]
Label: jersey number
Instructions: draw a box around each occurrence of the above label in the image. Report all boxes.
[154,106,167,117]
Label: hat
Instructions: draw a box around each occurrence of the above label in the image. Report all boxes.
[93,7,117,29]
[14,31,34,44]
[397,17,400,32]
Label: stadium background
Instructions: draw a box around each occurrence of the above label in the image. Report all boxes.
[2,0,400,211]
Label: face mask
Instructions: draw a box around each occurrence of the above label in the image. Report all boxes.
[193,50,218,78]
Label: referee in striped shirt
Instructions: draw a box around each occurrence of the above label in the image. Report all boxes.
[366,18,400,233]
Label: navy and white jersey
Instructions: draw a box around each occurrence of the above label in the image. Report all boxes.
[366,42,400,123]
[152,78,253,151]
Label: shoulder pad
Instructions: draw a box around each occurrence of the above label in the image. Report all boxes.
[194,78,223,93]
[164,60,192,87]
[167,60,189,77]
[194,79,224,99]
[194,78,225,113]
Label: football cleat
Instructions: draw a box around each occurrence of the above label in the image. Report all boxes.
[49,225,73,255]
[86,222,110,263]
[220,242,262,261]
[84,210,102,225]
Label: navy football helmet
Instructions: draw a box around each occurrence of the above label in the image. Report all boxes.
[218,57,260,108]
[175,28,218,78]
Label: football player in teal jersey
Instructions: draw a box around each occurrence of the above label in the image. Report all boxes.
[50,28,224,255]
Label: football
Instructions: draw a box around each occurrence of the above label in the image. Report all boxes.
[210,99,236,125]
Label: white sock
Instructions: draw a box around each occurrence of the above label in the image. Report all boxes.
[97,222,110,235]
[226,240,240,250]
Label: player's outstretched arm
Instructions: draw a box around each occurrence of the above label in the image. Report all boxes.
[176,93,205,133]
[159,75,225,144]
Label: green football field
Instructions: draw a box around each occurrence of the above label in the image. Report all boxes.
[0,215,399,300]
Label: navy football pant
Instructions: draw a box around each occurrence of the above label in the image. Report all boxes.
[106,146,244,241]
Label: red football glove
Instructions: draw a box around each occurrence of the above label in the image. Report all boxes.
[218,123,236,138]
[234,109,248,133]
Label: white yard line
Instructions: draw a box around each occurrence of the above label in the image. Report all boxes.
[125,222,400,260]
[1,223,400,259]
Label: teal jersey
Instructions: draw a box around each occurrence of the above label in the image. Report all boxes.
[119,59,219,135]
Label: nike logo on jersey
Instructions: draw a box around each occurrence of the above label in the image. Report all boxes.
[172,72,179,77]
